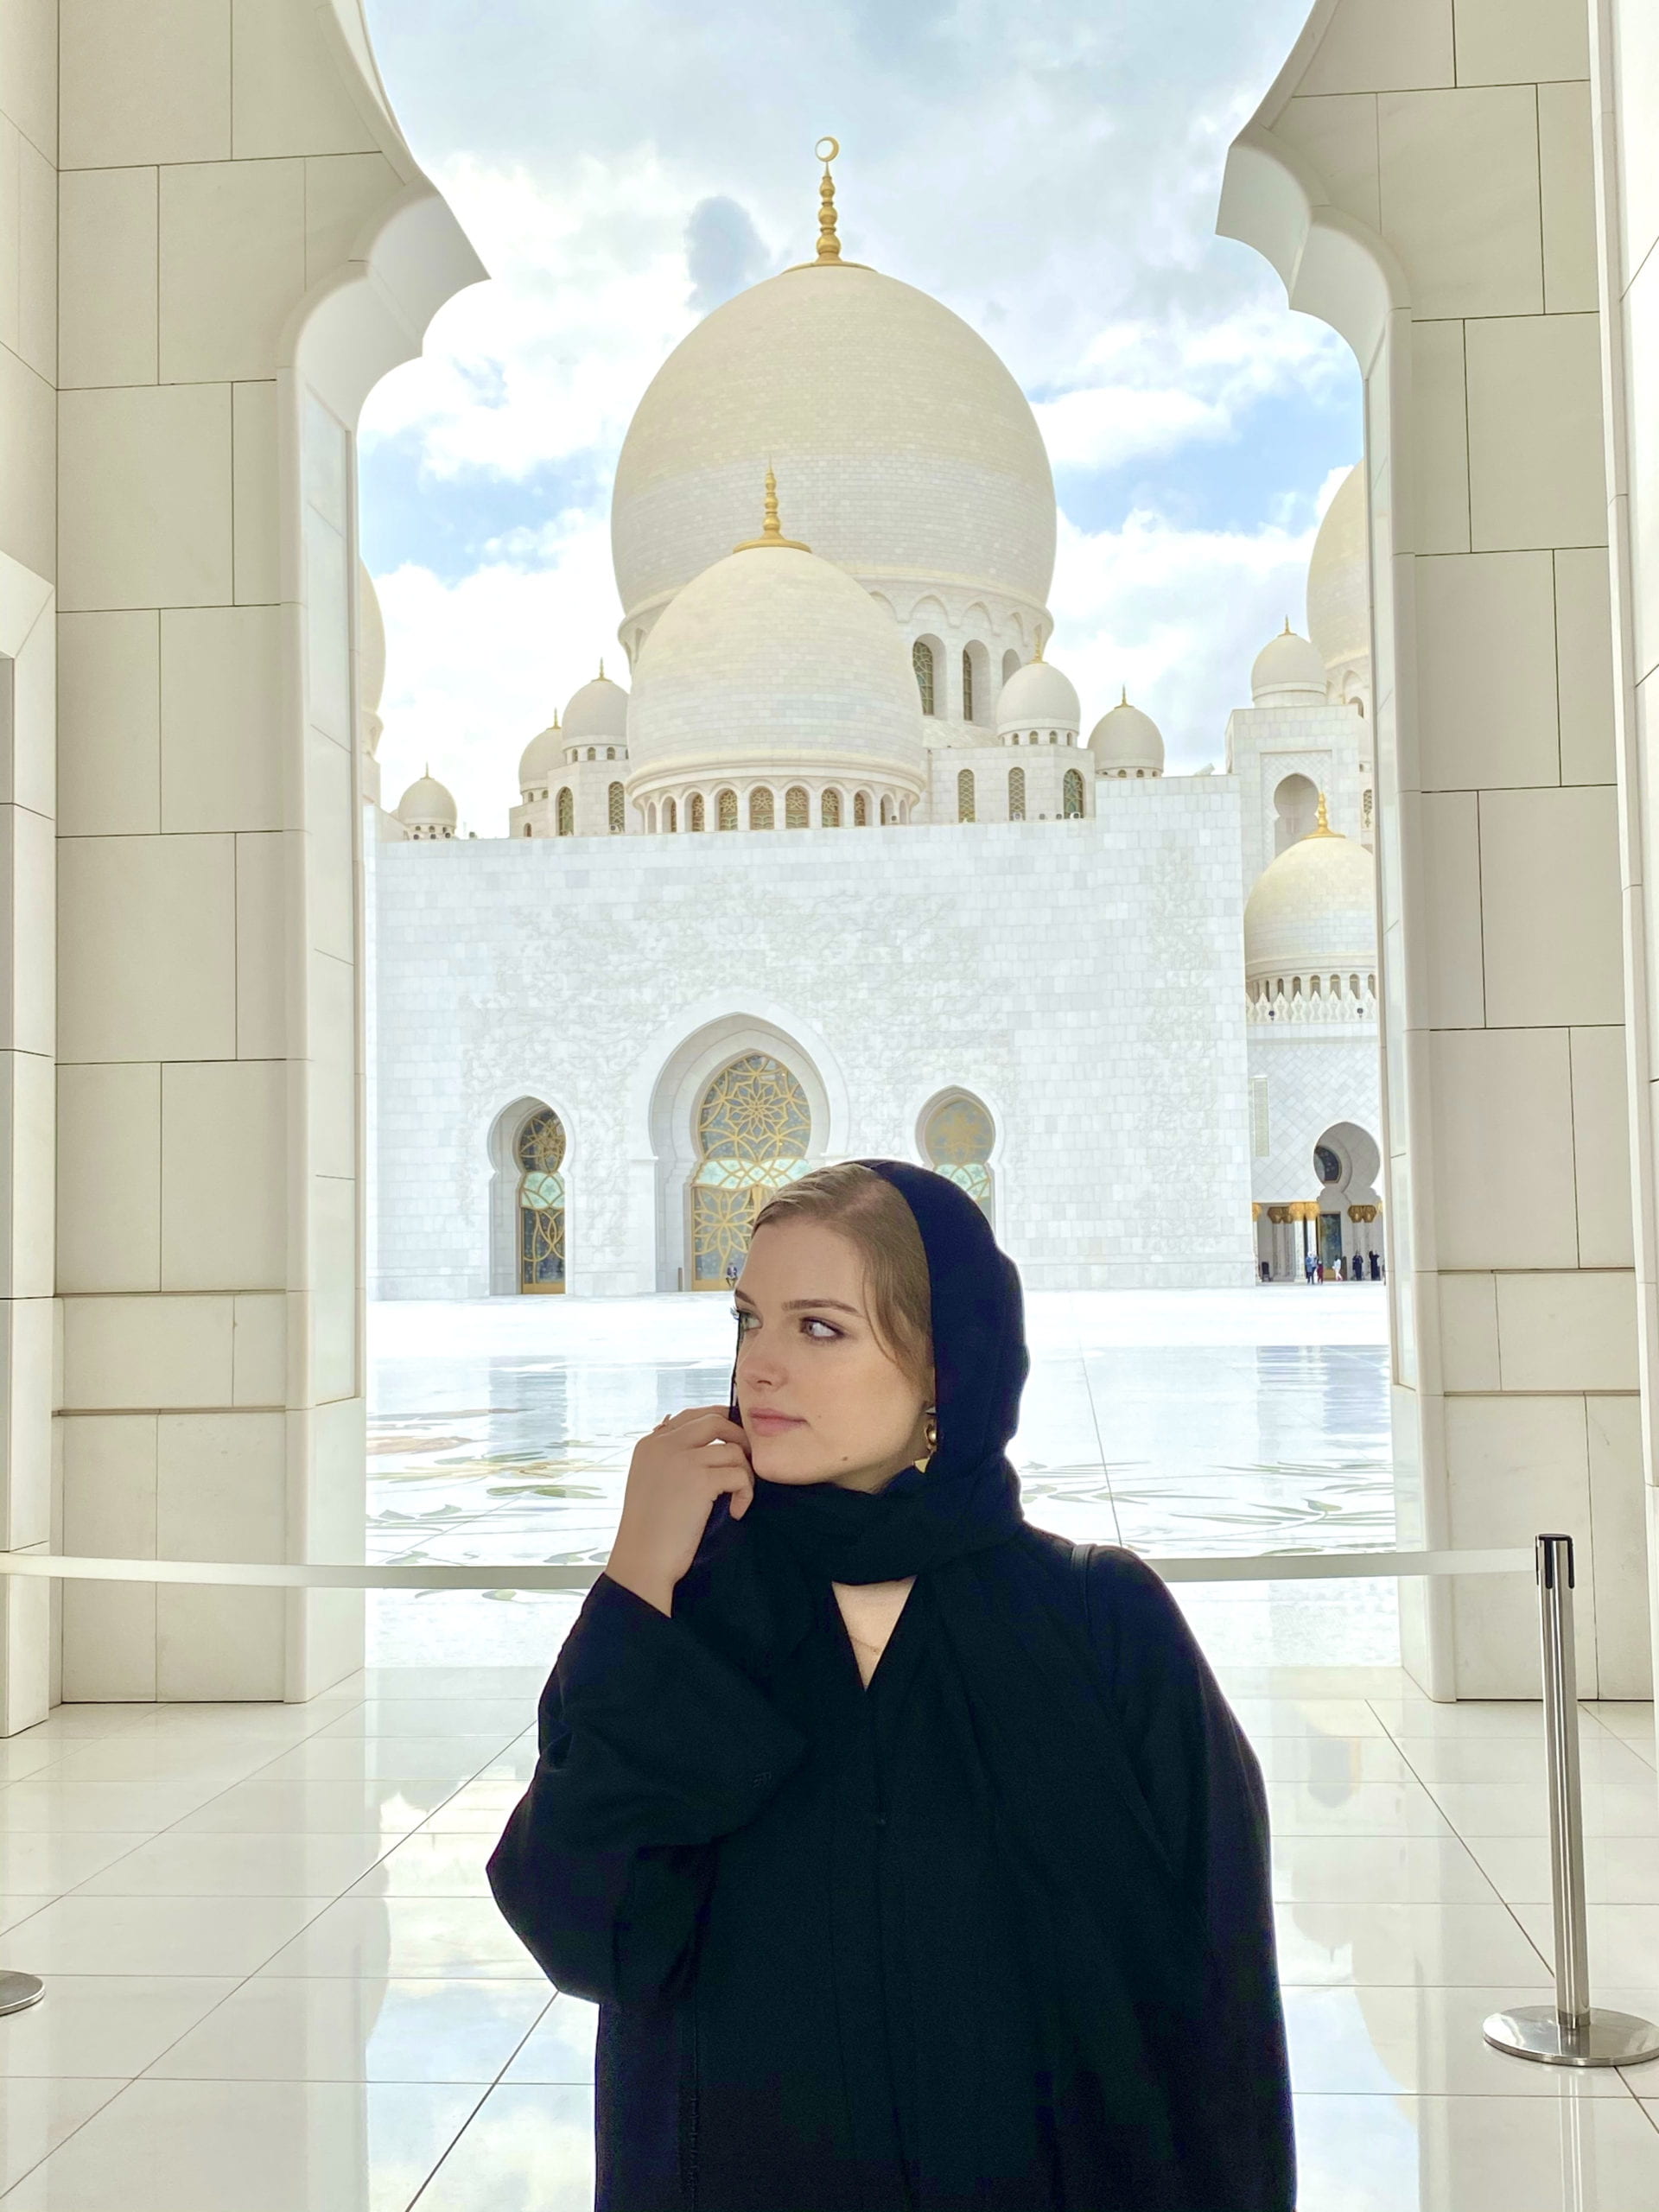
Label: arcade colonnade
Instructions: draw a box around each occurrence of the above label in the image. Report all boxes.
[0,0,484,1731]
[3,0,1659,1727]
[1222,0,1659,1696]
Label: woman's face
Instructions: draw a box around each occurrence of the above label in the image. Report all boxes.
[734,1218,932,1492]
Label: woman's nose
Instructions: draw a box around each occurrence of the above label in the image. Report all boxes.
[737,1340,786,1389]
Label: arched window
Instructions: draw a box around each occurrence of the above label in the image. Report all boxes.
[961,649,974,723]
[821,788,842,828]
[854,790,870,826]
[785,785,809,828]
[516,1108,567,1293]
[957,768,976,823]
[922,1093,995,1225]
[587,747,595,761]
[688,792,706,832]
[912,639,936,715]
[664,797,677,833]
[1002,648,1021,685]
[1008,766,1026,820]
[1063,767,1084,818]
[717,787,738,830]
[1273,772,1319,852]
[556,786,574,836]
[608,781,625,832]
[690,1053,810,1289]
[1048,731,1058,745]
[749,786,774,830]
[880,795,894,824]
[647,802,658,833]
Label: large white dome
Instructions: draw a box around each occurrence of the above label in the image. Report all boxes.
[995,657,1079,736]
[1244,817,1376,980]
[396,772,456,832]
[1251,624,1327,705]
[518,717,560,793]
[626,540,926,789]
[1307,465,1370,677]
[612,262,1056,628]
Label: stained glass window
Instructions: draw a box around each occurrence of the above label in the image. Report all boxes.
[1008,766,1026,820]
[556,787,574,836]
[750,786,774,830]
[608,781,624,832]
[717,787,738,830]
[690,1053,811,1289]
[912,639,935,715]
[689,792,706,832]
[957,768,975,823]
[854,791,869,826]
[1064,767,1084,818]
[923,1093,995,1224]
[516,1108,567,1292]
[785,785,809,828]
[822,788,842,828]
[961,650,974,723]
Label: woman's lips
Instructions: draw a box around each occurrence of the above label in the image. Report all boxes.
[747,1409,806,1433]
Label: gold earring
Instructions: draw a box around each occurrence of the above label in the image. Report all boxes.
[917,1407,938,1471]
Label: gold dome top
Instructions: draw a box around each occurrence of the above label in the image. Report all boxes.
[733,465,810,552]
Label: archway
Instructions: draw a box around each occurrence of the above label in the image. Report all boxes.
[1312,1121,1382,1279]
[487,1096,571,1293]
[1273,772,1319,852]
[690,1052,812,1288]
[919,1090,997,1228]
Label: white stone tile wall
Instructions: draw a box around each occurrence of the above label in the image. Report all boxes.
[372,783,1255,1300]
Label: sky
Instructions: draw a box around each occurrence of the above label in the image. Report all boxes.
[359,0,1357,835]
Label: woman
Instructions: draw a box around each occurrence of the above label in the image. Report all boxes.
[488,1160,1294,2211]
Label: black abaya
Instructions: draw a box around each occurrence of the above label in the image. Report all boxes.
[488,1165,1295,2211]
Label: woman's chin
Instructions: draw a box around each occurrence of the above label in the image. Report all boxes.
[747,1435,833,1484]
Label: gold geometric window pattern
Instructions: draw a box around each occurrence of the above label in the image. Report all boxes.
[690,1053,810,1289]
[517,1108,567,1293]
[961,648,975,723]
[717,787,738,830]
[1008,765,1026,820]
[785,785,809,829]
[912,639,935,715]
[1063,766,1084,818]
[607,781,625,832]
[821,787,842,828]
[922,1093,995,1223]
[750,787,774,830]
[556,787,574,836]
[957,767,975,823]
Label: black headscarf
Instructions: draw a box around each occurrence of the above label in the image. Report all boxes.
[710,1160,1225,2203]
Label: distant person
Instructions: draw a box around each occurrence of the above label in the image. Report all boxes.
[489,1160,1294,2211]
[1304,1250,1316,1286]
[1332,1255,1344,1281]
[1259,1257,1271,1282]
[1372,1250,1384,1281]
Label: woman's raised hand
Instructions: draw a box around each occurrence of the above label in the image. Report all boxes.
[603,1407,754,1617]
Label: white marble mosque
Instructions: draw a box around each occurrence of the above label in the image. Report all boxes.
[367,161,1386,1304]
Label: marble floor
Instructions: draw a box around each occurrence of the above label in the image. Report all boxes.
[5,1288,1658,2205]
[3,1665,1658,2207]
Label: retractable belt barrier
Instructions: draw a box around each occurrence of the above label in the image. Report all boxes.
[3,1535,1657,2069]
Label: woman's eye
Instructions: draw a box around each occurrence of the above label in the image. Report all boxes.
[731,1308,758,1333]
[802,1318,841,1341]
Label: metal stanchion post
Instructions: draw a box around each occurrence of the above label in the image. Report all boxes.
[1484,1533,1659,2068]
[0,1971,44,2016]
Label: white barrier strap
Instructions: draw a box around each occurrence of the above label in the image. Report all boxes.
[0,1546,1535,1592]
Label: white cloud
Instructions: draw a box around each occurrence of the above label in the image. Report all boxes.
[1035,385,1230,472]
[1049,506,1319,766]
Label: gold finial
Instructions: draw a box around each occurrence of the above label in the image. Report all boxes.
[1033,632,1045,662]
[815,136,842,263]
[734,463,810,552]
[1283,616,1292,634]
[1312,788,1335,836]
[1120,684,1128,707]
[598,658,605,680]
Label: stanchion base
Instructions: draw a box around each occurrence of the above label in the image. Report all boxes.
[1484,2004,1659,2069]
[0,1970,44,2017]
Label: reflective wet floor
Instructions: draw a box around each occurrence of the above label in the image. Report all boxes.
[365,1285,1399,1669]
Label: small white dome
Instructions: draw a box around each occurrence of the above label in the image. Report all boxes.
[396,772,456,830]
[1308,464,1369,677]
[518,718,561,794]
[563,669,629,744]
[995,656,1080,736]
[1244,814,1376,979]
[1251,625,1327,704]
[1089,696,1165,775]
[626,539,926,788]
